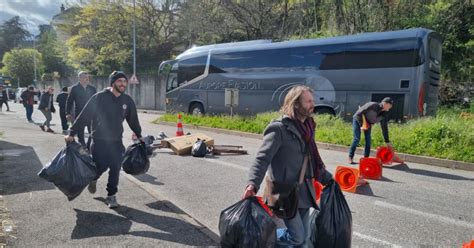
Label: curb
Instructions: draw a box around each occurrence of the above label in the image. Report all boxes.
[155,121,474,172]
[137,109,165,115]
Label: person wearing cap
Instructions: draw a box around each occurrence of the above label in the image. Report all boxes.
[66,71,97,148]
[65,71,143,208]
[56,86,69,134]
[38,86,56,133]
[348,97,394,164]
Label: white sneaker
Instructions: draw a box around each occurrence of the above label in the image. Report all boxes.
[106,195,119,208]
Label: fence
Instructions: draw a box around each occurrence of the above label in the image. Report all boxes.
[39,74,166,111]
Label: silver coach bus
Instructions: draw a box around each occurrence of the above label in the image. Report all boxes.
[159,28,442,121]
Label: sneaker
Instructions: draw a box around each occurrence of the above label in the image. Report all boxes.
[46,128,55,133]
[348,157,354,164]
[39,125,45,131]
[87,180,97,194]
[106,195,119,208]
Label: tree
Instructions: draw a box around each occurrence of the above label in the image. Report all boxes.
[63,0,135,75]
[37,24,72,78]
[221,0,288,40]
[1,48,44,87]
[433,0,473,83]
[177,0,243,46]
[134,0,179,73]
[0,16,31,66]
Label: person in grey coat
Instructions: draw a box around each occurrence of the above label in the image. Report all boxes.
[38,86,56,133]
[242,85,333,247]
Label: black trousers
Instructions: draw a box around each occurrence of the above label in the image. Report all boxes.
[59,109,68,131]
[0,100,9,111]
[77,124,92,149]
[90,139,125,196]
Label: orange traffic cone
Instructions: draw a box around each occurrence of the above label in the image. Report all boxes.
[334,166,367,193]
[359,157,383,180]
[392,153,405,164]
[463,240,474,248]
[176,114,184,137]
[376,146,405,165]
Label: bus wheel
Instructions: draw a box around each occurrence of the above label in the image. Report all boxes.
[189,103,204,115]
[315,107,335,116]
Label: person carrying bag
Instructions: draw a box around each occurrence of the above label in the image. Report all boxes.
[262,155,309,220]
[242,86,333,247]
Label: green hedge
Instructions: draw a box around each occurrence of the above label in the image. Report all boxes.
[155,105,474,163]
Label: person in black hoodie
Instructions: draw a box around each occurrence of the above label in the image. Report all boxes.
[348,97,394,164]
[0,85,10,111]
[56,87,69,134]
[65,71,143,208]
[38,86,56,133]
[66,71,97,148]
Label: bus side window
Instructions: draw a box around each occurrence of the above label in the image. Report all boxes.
[178,56,207,85]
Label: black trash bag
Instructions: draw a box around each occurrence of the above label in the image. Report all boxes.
[308,208,319,248]
[191,138,208,157]
[312,180,352,248]
[143,135,155,156]
[219,197,276,248]
[38,142,97,201]
[122,143,150,175]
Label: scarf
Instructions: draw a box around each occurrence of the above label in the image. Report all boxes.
[292,117,324,180]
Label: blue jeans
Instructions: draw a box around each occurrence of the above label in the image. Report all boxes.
[276,208,310,247]
[348,119,372,159]
[25,105,33,121]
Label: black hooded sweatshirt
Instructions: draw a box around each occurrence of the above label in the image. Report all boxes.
[70,89,142,142]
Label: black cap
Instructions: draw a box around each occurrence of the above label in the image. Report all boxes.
[382,97,394,105]
[109,71,127,85]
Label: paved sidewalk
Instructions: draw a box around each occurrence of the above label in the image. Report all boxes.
[0,103,217,247]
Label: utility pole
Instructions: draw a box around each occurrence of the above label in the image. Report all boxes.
[133,0,136,76]
[130,0,139,85]
[33,38,37,86]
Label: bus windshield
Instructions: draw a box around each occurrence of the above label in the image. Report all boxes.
[159,60,177,91]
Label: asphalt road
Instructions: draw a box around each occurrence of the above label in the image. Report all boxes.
[1,102,473,247]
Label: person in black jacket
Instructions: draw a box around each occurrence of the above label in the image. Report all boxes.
[21,86,37,122]
[65,71,143,208]
[348,97,394,164]
[0,86,10,112]
[56,87,69,134]
[66,71,97,148]
[38,86,56,133]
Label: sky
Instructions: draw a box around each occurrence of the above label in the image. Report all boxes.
[0,0,78,35]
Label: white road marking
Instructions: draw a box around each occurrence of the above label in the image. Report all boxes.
[374,200,474,229]
[353,231,402,247]
[203,158,250,172]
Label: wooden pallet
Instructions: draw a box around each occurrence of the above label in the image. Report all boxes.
[209,145,248,155]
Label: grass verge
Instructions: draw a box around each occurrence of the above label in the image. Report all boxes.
[155,104,474,163]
